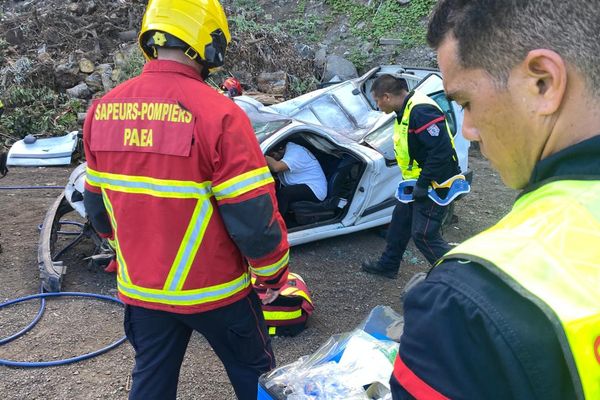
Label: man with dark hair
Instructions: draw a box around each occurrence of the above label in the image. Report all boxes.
[362,74,460,278]
[390,1,600,399]
[265,141,327,220]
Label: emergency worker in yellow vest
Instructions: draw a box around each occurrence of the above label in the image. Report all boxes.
[390,1,600,399]
[362,74,460,278]
[82,1,289,399]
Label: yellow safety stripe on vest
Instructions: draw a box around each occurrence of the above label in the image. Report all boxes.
[394,90,455,180]
[250,250,289,277]
[117,271,251,306]
[89,167,221,299]
[86,167,212,199]
[280,287,312,305]
[263,309,303,321]
[100,188,131,283]
[163,198,214,291]
[212,167,274,201]
[269,326,276,335]
[440,180,600,400]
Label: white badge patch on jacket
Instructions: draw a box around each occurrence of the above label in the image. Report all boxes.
[427,124,440,137]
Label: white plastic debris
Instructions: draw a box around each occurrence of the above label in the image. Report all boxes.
[7,131,79,166]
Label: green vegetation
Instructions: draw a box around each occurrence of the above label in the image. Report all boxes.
[227,0,436,48]
[229,1,324,43]
[325,0,436,47]
[0,86,85,139]
[117,46,146,84]
[289,75,319,96]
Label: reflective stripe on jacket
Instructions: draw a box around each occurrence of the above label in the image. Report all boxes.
[83,60,289,314]
[435,180,600,399]
[253,272,314,336]
[393,90,454,179]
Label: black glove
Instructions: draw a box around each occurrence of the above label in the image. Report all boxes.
[412,184,429,202]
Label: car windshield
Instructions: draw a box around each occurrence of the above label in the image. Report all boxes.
[250,117,291,143]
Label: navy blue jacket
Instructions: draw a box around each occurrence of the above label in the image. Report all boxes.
[391,135,600,399]
[398,92,460,190]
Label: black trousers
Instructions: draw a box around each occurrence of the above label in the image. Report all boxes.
[276,183,319,216]
[379,198,451,270]
[124,290,274,400]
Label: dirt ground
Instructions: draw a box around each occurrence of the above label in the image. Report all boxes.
[0,150,515,400]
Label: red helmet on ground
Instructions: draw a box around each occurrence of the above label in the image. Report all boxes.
[220,77,243,97]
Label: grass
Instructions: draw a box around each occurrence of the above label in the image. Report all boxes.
[325,0,436,47]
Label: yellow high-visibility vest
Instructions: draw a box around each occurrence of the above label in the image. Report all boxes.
[393,90,454,179]
[440,179,600,399]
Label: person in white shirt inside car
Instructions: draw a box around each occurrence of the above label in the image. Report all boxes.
[265,141,327,221]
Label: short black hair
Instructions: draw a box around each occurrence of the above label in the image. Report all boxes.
[371,75,409,98]
[268,142,286,156]
[427,0,600,95]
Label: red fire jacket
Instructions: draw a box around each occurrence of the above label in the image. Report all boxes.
[83,60,289,314]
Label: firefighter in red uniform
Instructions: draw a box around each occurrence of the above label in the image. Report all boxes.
[82,1,289,399]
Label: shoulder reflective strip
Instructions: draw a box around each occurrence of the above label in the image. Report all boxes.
[164,199,213,291]
[392,355,449,400]
[269,326,276,335]
[87,167,211,199]
[263,309,303,321]
[280,288,311,304]
[100,189,131,284]
[250,250,289,277]
[117,272,251,306]
[212,167,274,201]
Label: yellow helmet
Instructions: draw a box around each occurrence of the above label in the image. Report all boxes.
[139,0,231,71]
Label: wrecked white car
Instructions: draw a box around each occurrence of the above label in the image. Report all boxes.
[38,65,470,291]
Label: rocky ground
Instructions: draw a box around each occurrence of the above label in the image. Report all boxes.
[0,150,516,399]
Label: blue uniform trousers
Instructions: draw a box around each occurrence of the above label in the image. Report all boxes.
[123,290,274,400]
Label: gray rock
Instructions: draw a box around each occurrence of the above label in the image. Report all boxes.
[66,82,92,99]
[314,46,327,70]
[85,72,103,92]
[54,62,81,89]
[322,55,358,82]
[379,38,403,46]
[113,50,126,68]
[361,41,374,54]
[96,64,114,91]
[294,43,314,60]
[257,71,288,95]
[118,30,137,42]
[36,45,52,63]
[79,58,95,73]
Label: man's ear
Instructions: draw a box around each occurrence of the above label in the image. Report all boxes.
[521,49,567,115]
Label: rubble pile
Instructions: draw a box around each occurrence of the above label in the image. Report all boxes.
[0,0,316,147]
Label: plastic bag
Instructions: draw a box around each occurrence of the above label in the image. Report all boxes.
[259,306,404,400]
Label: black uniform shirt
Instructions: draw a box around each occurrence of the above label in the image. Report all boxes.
[393,135,600,400]
[396,92,460,189]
